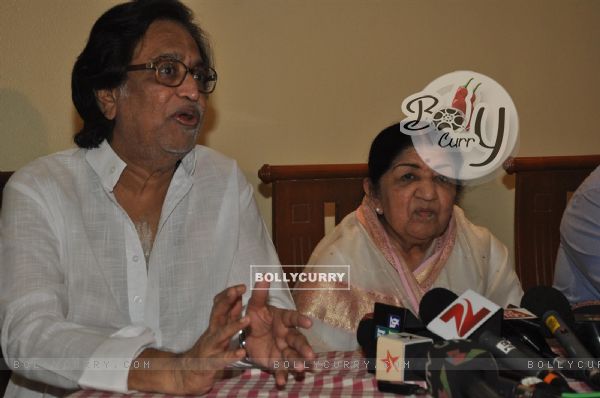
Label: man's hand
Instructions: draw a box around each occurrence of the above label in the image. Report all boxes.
[128,285,249,395]
[244,281,315,387]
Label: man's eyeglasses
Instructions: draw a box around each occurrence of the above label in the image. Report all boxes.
[126,58,217,94]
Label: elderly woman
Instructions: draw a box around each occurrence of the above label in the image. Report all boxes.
[293,123,523,351]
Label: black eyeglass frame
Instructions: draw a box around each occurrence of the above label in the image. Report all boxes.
[126,58,217,94]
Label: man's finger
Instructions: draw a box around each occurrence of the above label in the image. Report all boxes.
[281,346,310,372]
[274,368,289,388]
[247,280,270,309]
[197,348,247,372]
[220,347,247,366]
[285,330,315,361]
[209,285,246,325]
[212,316,250,347]
[228,295,244,322]
[278,309,313,329]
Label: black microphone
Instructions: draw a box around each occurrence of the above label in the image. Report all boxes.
[356,302,433,376]
[373,302,426,335]
[521,286,600,389]
[357,301,439,364]
[361,321,432,394]
[356,313,375,364]
[419,287,460,324]
[543,310,593,360]
[477,329,572,393]
[502,316,557,359]
[520,286,576,337]
[573,301,600,359]
[541,310,600,389]
[365,302,435,385]
[426,339,560,398]
[420,288,573,394]
[426,339,503,398]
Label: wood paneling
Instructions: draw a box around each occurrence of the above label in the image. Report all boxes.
[259,164,366,271]
[503,155,600,291]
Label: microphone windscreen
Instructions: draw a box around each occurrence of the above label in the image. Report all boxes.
[572,302,600,359]
[418,287,458,325]
[573,300,600,317]
[373,302,422,332]
[356,314,374,348]
[520,286,575,330]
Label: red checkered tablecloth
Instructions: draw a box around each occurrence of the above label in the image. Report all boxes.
[69,351,405,397]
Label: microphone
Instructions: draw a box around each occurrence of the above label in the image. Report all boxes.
[357,302,437,365]
[520,286,575,337]
[573,301,600,359]
[541,310,600,389]
[356,312,375,359]
[420,288,573,394]
[420,288,503,340]
[543,310,593,360]
[502,309,557,359]
[426,339,503,398]
[375,331,432,382]
[419,287,461,324]
[355,305,429,394]
[426,339,560,398]
[477,329,572,393]
[521,286,600,389]
[373,302,425,336]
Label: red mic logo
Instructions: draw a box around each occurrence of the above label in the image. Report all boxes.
[439,298,491,337]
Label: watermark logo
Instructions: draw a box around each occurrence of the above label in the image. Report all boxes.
[400,71,519,184]
[251,265,350,290]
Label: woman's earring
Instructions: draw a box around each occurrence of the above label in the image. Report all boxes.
[375,207,383,215]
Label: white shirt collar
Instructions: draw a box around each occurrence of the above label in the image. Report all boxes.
[85,140,197,192]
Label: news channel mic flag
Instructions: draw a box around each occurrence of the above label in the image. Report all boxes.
[399,71,519,185]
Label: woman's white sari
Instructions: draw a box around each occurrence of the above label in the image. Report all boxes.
[293,200,523,352]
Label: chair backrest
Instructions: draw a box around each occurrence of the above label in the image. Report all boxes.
[503,155,600,291]
[258,164,367,273]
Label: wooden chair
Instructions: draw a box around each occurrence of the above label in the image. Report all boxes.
[260,156,600,293]
[0,170,13,394]
[503,155,600,291]
[258,164,367,274]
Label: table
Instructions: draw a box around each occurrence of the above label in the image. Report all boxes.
[68,350,594,397]
[69,351,405,397]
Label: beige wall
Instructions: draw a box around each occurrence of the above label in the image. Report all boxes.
[2,0,600,262]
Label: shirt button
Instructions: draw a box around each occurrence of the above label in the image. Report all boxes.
[133,255,139,262]
[110,166,116,173]
[134,296,143,304]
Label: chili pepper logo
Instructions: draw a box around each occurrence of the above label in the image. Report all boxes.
[432,78,482,134]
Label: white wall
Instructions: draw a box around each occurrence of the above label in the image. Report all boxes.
[2,0,600,261]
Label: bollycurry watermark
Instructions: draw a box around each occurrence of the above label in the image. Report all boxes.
[250,265,350,290]
[399,71,519,185]
[10,357,600,372]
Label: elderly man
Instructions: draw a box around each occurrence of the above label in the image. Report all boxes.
[0,0,313,396]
